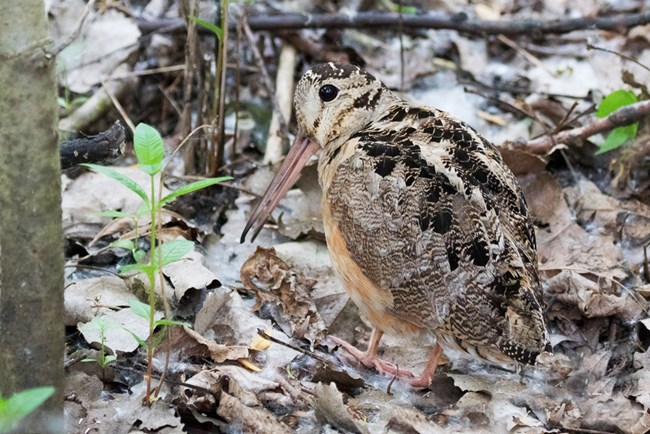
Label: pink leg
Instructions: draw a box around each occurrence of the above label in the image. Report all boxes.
[328,329,415,378]
[409,343,443,388]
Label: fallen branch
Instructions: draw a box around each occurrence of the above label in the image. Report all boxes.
[137,11,650,36]
[515,100,650,155]
[60,120,125,169]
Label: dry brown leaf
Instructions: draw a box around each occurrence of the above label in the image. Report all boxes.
[78,307,162,354]
[65,375,184,433]
[162,250,220,300]
[241,247,325,345]
[544,270,643,321]
[64,275,131,326]
[173,326,249,363]
[217,392,292,434]
[386,406,445,434]
[313,382,371,434]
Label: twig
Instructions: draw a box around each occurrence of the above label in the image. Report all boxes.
[263,44,297,165]
[137,11,650,36]
[232,15,243,176]
[398,0,405,90]
[106,64,186,80]
[588,43,650,74]
[101,79,135,133]
[518,99,650,154]
[496,34,551,74]
[51,0,96,56]
[59,66,137,134]
[256,329,333,366]
[180,0,199,173]
[215,0,230,174]
[242,15,289,149]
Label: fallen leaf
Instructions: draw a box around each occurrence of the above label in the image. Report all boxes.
[313,382,370,434]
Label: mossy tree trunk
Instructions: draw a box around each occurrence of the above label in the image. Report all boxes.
[0,2,64,433]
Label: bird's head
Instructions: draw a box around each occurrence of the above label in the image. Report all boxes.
[293,63,393,149]
[241,63,396,242]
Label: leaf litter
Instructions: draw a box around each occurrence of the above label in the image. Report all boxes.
[54,0,650,432]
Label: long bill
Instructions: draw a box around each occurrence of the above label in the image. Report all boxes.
[240,134,320,243]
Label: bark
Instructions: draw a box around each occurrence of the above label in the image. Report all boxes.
[0,2,64,433]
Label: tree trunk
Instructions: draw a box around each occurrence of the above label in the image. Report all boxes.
[0,2,64,433]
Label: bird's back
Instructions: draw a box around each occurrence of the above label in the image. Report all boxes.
[319,101,550,365]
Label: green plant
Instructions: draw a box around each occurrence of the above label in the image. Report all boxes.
[81,316,118,370]
[81,123,231,403]
[126,298,188,354]
[57,85,88,111]
[595,89,639,155]
[0,387,55,433]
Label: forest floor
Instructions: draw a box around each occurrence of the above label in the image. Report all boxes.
[52,0,650,432]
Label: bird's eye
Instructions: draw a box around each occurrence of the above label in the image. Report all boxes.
[318,84,339,102]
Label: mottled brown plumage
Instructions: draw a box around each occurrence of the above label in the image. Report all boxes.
[242,63,551,387]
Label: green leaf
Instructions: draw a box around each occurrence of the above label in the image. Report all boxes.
[160,176,232,207]
[56,96,70,109]
[596,90,637,118]
[124,328,148,349]
[119,262,154,275]
[155,319,190,327]
[110,239,136,251]
[103,355,117,365]
[81,358,97,363]
[129,298,151,321]
[595,124,637,155]
[81,164,149,203]
[0,387,55,432]
[395,4,417,14]
[136,203,150,217]
[133,123,164,175]
[155,240,194,267]
[133,249,147,263]
[190,16,224,39]
[99,210,131,218]
[88,316,115,333]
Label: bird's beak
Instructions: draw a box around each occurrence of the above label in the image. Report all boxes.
[240,134,320,243]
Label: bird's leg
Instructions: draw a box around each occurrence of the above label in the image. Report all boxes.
[329,329,415,378]
[408,343,444,389]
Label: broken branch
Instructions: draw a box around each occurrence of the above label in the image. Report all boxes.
[60,120,125,169]
[517,100,650,155]
[138,11,650,36]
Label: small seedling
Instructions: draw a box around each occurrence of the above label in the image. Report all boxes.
[595,89,639,155]
[0,387,55,433]
[82,123,231,404]
[81,316,118,370]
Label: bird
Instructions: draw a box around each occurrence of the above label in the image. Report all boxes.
[241,62,551,387]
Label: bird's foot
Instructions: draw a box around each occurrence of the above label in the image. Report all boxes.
[328,335,415,378]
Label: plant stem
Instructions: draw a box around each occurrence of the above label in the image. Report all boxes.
[144,173,158,405]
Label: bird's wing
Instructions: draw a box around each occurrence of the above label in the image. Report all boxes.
[325,103,548,362]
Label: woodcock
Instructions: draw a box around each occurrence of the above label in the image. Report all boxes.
[241,63,551,387]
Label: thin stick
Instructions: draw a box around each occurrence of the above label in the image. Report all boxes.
[101,79,135,133]
[216,0,230,174]
[587,43,650,74]
[256,329,333,366]
[520,100,650,154]
[180,0,200,173]
[137,11,650,36]
[51,0,97,56]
